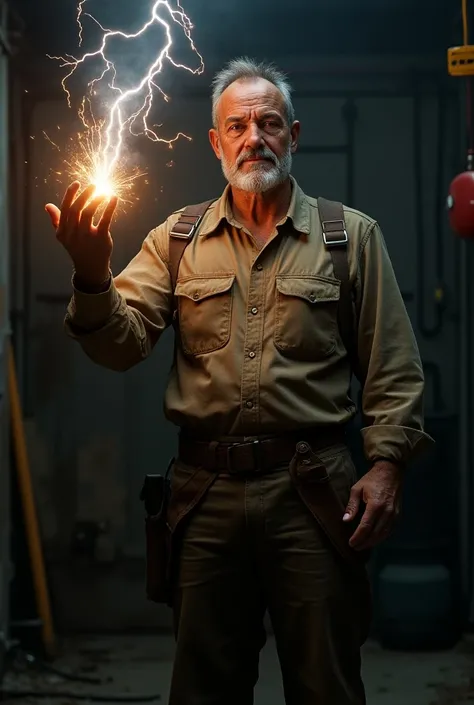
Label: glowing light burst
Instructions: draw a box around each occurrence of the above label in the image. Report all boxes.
[46,0,204,204]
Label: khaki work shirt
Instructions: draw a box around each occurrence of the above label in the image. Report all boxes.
[65,177,432,464]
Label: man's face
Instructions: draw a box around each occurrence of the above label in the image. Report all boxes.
[209,77,300,193]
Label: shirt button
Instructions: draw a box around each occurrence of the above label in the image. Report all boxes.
[193,292,199,300]
[248,351,256,359]
[251,307,258,315]
[309,293,315,301]
[256,263,263,271]
[245,400,254,409]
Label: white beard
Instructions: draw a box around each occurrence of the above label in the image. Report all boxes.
[221,144,293,193]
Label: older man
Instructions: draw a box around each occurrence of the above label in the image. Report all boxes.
[45,58,431,705]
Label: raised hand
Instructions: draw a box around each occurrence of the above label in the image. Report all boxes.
[45,181,118,289]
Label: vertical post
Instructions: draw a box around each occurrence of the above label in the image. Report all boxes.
[0,0,11,666]
[459,237,472,618]
[457,79,474,622]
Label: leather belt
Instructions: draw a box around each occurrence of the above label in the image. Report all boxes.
[178,427,347,475]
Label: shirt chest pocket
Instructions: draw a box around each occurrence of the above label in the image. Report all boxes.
[274,275,340,360]
[175,274,235,356]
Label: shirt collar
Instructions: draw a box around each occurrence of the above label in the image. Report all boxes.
[198,175,311,237]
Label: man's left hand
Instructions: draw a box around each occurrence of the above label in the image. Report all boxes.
[342,460,403,551]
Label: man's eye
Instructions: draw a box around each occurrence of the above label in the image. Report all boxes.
[229,124,244,132]
[263,121,279,129]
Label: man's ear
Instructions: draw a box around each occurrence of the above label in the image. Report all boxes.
[209,128,221,160]
[290,120,300,154]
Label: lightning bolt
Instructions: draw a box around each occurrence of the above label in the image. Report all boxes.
[46,0,204,203]
[76,0,87,47]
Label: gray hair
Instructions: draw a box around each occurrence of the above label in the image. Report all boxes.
[211,57,295,128]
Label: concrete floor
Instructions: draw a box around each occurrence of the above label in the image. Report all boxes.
[3,633,474,704]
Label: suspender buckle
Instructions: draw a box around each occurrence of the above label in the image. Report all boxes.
[321,219,348,247]
[170,213,205,240]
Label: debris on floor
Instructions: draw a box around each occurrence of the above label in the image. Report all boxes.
[2,634,474,704]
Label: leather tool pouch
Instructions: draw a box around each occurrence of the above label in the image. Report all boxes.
[140,465,172,605]
[289,440,372,642]
[165,461,219,603]
[141,457,218,607]
[288,440,368,568]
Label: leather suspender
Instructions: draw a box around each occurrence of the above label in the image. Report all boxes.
[317,197,357,373]
[169,199,216,333]
[169,199,216,296]
[168,195,357,372]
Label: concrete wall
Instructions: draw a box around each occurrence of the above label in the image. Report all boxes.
[11,58,464,631]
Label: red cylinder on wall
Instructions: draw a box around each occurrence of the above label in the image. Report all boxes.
[447,154,474,238]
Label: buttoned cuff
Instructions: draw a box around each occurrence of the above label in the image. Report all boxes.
[66,273,122,331]
[361,424,435,464]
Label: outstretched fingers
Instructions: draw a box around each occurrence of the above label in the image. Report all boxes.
[97,195,119,236]
[81,196,107,234]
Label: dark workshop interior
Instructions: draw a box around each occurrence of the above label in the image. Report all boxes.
[1,0,474,703]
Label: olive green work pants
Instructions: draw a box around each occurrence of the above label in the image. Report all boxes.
[167,443,370,705]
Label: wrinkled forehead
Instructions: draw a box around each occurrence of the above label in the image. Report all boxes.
[216,77,287,123]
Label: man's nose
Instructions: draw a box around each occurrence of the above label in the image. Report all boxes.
[244,124,264,149]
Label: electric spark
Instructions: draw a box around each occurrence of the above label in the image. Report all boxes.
[45,0,204,205]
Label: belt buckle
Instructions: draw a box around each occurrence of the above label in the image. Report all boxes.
[226,439,262,475]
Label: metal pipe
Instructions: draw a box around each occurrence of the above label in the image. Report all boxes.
[460,236,472,619]
[297,145,348,155]
[19,95,33,416]
[413,73,444,339]
[29,81,459,102]
[0,28,11,667]
[434,80,446,288]
[8,71,26,406]
[454,80,473,620]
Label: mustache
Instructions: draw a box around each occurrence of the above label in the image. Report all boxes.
[236,148,278,167]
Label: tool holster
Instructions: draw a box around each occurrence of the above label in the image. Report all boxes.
[140,472,172,605]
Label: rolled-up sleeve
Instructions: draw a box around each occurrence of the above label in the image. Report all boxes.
[64,221,173,372]
[355,222,434,464]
